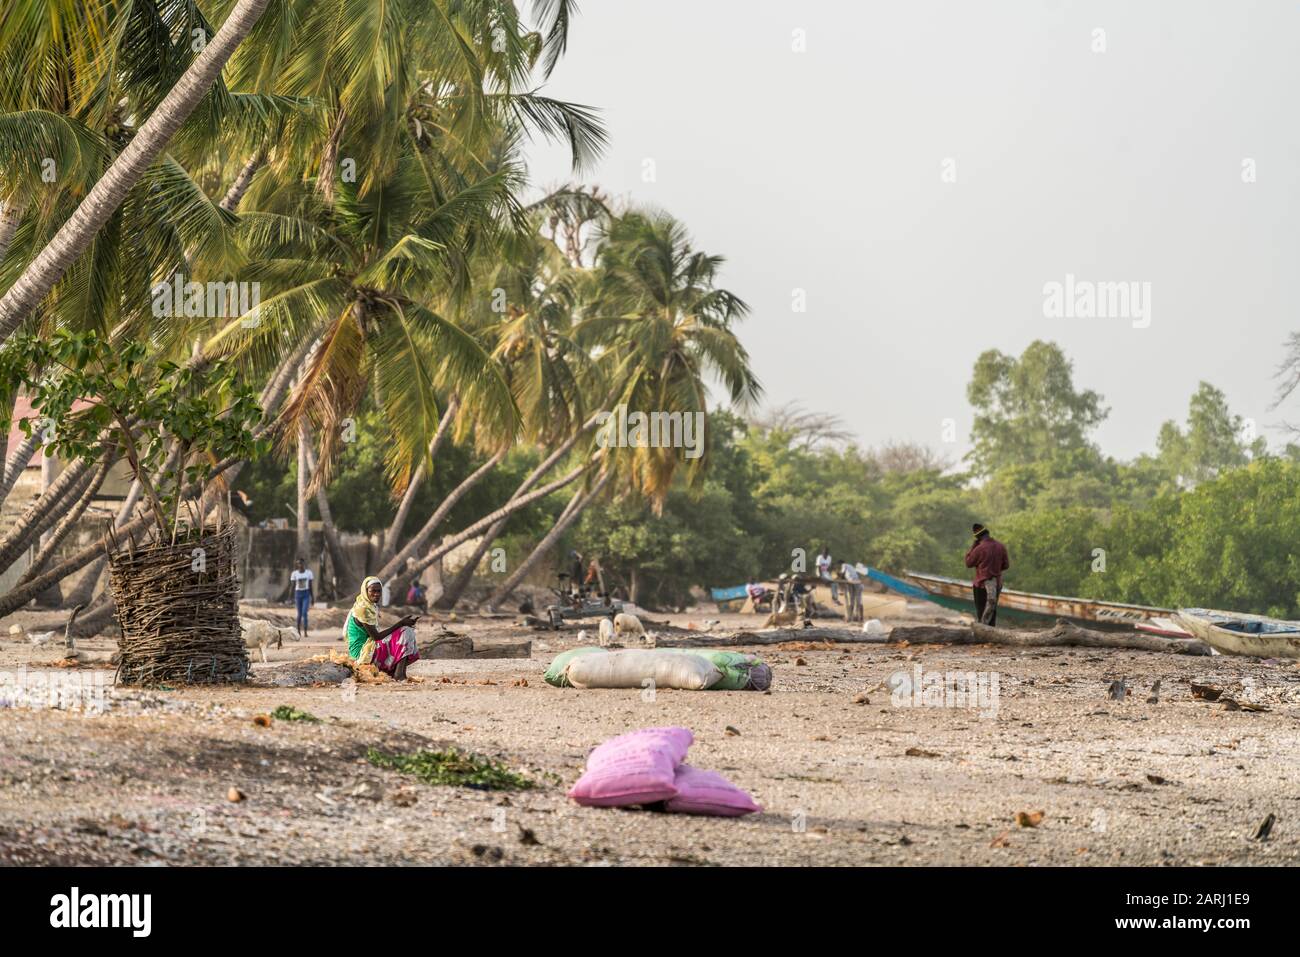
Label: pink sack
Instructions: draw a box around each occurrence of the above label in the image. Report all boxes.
[568,726,694,807]
[664,764,762,816]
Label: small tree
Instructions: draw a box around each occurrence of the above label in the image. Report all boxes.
[0,330,264,542]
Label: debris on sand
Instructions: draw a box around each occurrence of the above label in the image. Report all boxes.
[1106,679,1126,701]
[226,787,245,803]
[271,705,321,723]
[1015,810,1045,828]
[251,659,354,688]
[1146,679,1161,704]
[1254,813,1276,841]
[367,748,537,791]
[905,747,940,758]
[1191,682,1222,701]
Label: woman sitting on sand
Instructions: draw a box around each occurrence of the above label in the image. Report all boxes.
[346,576,420,680]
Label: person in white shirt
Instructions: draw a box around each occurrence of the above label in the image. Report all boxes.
[816,546,840,604]
[290,558,314,639]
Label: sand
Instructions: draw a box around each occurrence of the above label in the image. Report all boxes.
[1,605,1298,866]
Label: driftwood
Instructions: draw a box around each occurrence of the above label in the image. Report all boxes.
[418,635,532,659]
[657,627,877,648]
[887,619,1211,656]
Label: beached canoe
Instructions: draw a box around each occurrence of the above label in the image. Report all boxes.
[1173,608,1300,659]
[885,570,1174,631]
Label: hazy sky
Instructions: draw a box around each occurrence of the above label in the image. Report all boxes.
[526,0,1298,463]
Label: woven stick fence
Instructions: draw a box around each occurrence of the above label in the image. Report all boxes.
[109,524,248,685]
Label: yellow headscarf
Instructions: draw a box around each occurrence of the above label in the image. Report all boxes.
[352,576,382,627]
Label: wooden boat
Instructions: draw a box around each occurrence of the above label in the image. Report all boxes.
[1173,608,1300,659]
[880,569,1175,631]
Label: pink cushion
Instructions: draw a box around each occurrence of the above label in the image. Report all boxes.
[568,727,693,807]
[664,764,762,816]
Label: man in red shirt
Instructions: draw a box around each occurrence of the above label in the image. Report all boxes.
[964,523,1010,626]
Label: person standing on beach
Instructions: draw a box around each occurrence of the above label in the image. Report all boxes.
[290,557,314,639]
[964,524,1009,626]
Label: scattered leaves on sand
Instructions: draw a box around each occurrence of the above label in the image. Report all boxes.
[852,692,870,705]
[794,657,808,666]
[367,748,536,791]
[990,830,1012,847]
[724,725,741,737]
[905,747,939,758]
[517,824,541,846]
[1146,774,1171,786]
[271,705,321,723]
[252,714,272,728]
[1015,810,1045,828]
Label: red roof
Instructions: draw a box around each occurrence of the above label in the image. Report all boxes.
[5,393,96,469]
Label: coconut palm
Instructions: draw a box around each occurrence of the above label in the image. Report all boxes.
[0,0,276,341]
[484,210,763,609]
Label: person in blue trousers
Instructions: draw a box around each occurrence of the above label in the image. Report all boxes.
[290,557,314,639]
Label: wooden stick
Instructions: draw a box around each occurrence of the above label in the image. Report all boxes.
[886,619,1211,656]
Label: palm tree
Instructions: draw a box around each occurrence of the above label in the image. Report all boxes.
[484,210,762,609]
[0,0,275,341]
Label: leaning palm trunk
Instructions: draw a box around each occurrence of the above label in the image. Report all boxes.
[17,453,116,587]
[381,396,459,564]
[0,452,98,576]
[484,469,611,611]
[304,443,357,595]
[296,420,310,563]
[433,421,597,609]
[63,475,144,610]
[376,449,507,582]
[200,331,323,514]
[0,0,273,342]
[387,463,590,597]
[0,429,38,508]
[219,153,262,212]
[0,201,22,264]
[0,447,245,620]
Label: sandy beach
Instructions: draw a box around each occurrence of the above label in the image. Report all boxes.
[1,606,1297,866]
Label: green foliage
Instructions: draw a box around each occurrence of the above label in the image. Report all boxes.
[271,705,320,723]
[0,329,263,538]
[966,340,1108,477]
[367,747,536,791]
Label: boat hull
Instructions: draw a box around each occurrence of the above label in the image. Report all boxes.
[1174,609,1300,659]
[900,571,1173,631]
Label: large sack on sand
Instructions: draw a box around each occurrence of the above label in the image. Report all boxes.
[664,764,762,817]
[568,726,693,807]
[693,650,773,691]
[566,648,723,691]
[543,647,605,687]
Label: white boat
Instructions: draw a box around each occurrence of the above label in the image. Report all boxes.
[1173,608,1300,659]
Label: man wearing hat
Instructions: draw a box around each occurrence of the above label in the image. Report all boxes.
[965,523,1010,626]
